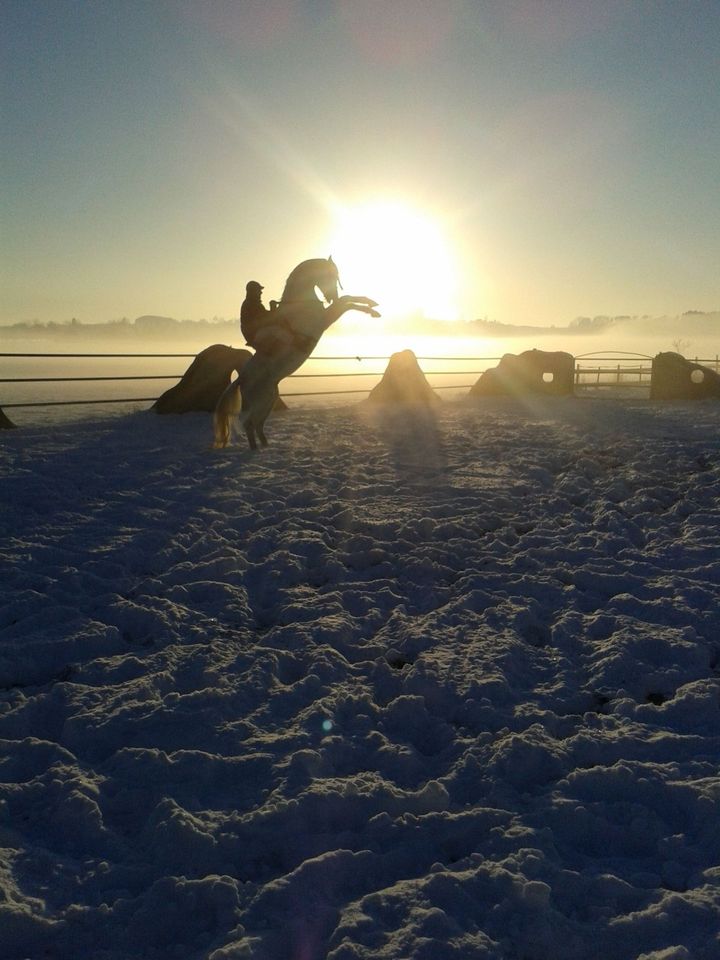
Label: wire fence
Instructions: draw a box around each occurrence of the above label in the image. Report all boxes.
[1,350,719,411]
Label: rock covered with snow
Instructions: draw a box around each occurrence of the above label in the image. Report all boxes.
[1,397,720,959]
[152,343,253,414]
[366,349,441,406]
[650,351,720,401]
[470,349,575,397]
[0,406,17,429]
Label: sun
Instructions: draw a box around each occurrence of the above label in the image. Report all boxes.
[326,200,459,323]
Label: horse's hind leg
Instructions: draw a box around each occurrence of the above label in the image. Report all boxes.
[244,419,258,451]
[256,384,279,447]
[240,380,260,451]
[240,400,258,451]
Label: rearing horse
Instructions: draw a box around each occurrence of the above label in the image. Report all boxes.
[213,257,379,449]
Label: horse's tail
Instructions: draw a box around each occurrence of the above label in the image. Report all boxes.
[212,406,231,448]
[212,380,242,448]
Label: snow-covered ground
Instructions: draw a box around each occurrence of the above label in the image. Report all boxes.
[1,396,719,960]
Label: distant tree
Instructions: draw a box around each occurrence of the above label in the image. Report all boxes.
[671,338,691,356]
[571,316,616,331]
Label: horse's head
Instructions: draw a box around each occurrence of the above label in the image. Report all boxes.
[316,256,341,304]
[282,256,342,305]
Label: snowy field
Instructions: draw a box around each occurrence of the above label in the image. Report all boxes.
[1,396,719,960]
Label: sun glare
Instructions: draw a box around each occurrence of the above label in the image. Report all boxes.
[327,200,459,324]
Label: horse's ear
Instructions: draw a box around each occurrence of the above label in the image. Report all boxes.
[328,254,341,287]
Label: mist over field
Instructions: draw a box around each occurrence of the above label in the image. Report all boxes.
[3,310,719,357]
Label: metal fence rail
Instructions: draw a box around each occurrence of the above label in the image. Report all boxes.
[1,351,719,410]
[0,352,496,409]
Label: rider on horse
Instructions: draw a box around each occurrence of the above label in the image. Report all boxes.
[241,278,319,358]
[240,280,278,350]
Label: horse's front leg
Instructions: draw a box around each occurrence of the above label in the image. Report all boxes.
[341,295,378,308]
[345,301,381,318]
[326,297,381,326]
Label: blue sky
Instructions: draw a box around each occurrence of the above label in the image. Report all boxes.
[2,0,719,326]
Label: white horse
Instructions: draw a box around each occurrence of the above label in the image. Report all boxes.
[213,257,379,449]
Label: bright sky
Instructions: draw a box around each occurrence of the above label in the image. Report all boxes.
[2,0,719,327]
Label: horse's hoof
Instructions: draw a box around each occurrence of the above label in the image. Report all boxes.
[370,309,381,318]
